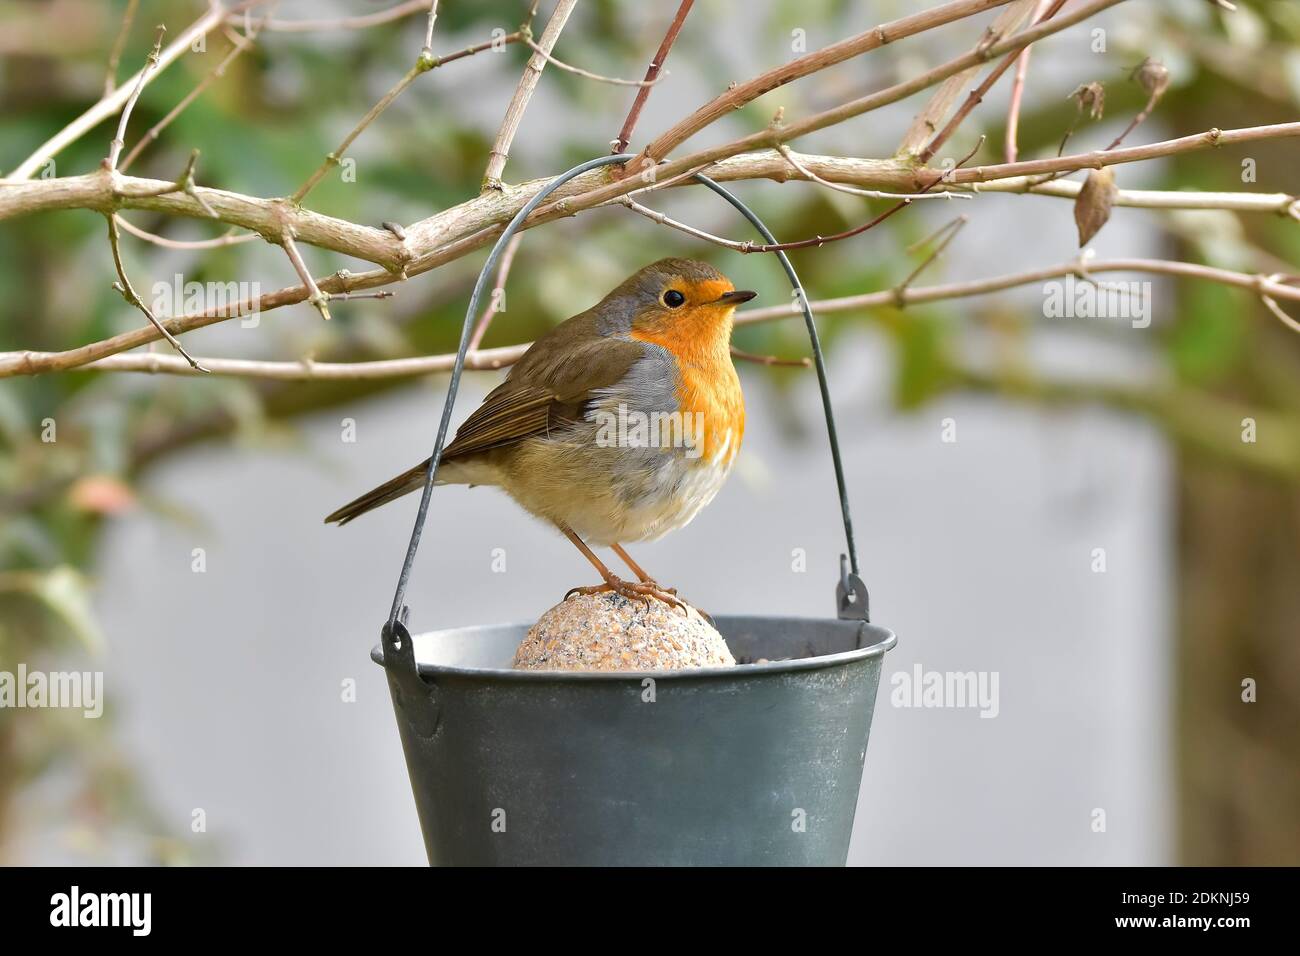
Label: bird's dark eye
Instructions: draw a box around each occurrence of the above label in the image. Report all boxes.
[662,289,686,308]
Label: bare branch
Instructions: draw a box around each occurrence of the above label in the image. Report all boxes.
[230,0,431,34]
[9,4,235,179]
[973,176,1300,216]
[896,215,969,297]
[0,171,409,268]
[280,235,331,321]
[1260,275,1300,335]
[569,0,1130,218]
[483,0,578,190]
[105,214,207,372]
[946,123,1300,186]
[623,192,917,255]
[116,217,257,250]
[618,140,973,254]
[42,259,1300,382]
[1004,0,1052,163]
[521,36,666,87]
[735,258,1300,325]
[729,347,810,368]
[106,24,166,172]
[612,0,694,154]
[4,120,1292,383]
[634,0,1017,170]
[82,344,532,380]
[291,11,520,205]
[468,234,523,351]
[617,196,757,251]
[422,1,439,55]
[777,144,969,201]
[6,130,1294,280]
[898,0,1037,158]
[919,0,1067,164]
[121,22,261,172]
[1105,57,1171,151]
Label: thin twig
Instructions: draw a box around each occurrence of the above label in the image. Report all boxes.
[121,22,260,172]
[291,22,521,204]
[1004,53,1032,164]
[610,159,720,201]
[748,137,983,253]
[230,0,430,33]
[897,0,1036,158]
[280,235,331,320]
[1260,275,1300,335]
[105,24,166,172]
[291,66,425,205]
[421,1,439,56]
[483,0,578,190]
[944,124,1282,185]
[734,262,1300,322]
[103,0,141,96]
[427,31,524,68]
[1105,60,1169,151]
[617,196,754,250]
[105,214,207,372]
[468,233,523,350]
[777,144,969,201]
[55,259,1300,382]
[570,0,1129,220]
[1005,0,1052,163]
[969,176,1292,216]
[1053,83,1105,162]
[173,149,218,217]
[613,0,694,154]
[82,344,532,379]
[920,0,1067,164]
[619,140,980,255]
[116,217,257,250]
[729,347,810,368]
[637,0,1017,170]
[521,35,665,87]
[9,3,250,179]
[896,215,968,297]
[616,183,925,255]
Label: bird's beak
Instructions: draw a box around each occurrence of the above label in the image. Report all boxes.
[715,289,757,305]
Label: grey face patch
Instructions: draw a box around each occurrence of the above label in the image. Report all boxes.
[591,258,731,336]
[593,293,638,336]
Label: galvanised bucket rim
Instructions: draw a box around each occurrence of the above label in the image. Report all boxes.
[371,615,897,684]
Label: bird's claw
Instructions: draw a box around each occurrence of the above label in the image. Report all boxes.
[564,575,688,614]
[638,579,677,596]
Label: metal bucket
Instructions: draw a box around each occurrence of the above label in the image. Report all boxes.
[375,615,895,866]
[370,154,898,866]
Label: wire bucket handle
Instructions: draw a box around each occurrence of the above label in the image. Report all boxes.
[382,153,868,662]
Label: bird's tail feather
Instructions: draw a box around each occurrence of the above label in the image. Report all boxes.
[324,460,430,525]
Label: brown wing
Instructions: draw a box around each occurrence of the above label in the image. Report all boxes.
[441,313,644,461]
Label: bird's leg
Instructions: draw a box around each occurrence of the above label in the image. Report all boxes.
[558,526,685,613]
[610,543,677,595]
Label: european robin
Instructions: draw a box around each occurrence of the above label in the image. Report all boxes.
[325,258,755,609]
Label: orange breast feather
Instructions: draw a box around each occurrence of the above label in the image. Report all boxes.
[631,326,744,465]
